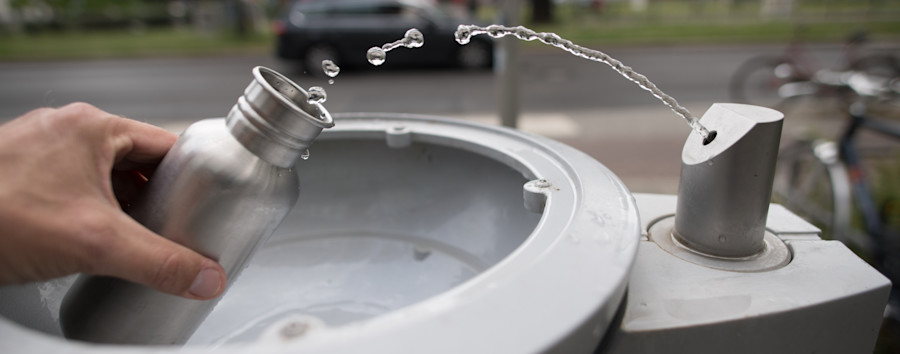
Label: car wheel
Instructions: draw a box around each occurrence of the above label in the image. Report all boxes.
[457,40,492,70]
[303,43,340,77]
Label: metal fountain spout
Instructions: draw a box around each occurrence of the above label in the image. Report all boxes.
[617,102,890,353]
[651,103,791,272]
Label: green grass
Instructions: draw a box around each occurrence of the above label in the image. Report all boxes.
[524,0,900,47]
[527,20,900,47]
[0,28,272,61]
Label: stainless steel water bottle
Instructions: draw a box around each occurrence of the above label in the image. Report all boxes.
[59,66,334,345]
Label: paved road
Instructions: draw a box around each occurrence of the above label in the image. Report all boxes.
[0,43,854,193]
[0,44,798,120]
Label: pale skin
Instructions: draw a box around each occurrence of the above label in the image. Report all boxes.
[0,103,225,300]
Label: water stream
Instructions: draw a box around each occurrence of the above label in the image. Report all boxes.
[366,28,425,66]
[455,24,716,144]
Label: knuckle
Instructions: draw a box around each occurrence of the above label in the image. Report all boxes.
[60,102,99,115]
[150,252,191,293]
[54,102,113,127]
[23,107,55,118]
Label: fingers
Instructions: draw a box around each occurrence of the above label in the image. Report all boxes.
[0,102,226,300]
[69,105,220,299]
[93,211,227,300]
[37,102,176,166]
[108,117,178,165]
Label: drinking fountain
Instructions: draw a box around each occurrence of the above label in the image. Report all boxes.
[0,69,890,354]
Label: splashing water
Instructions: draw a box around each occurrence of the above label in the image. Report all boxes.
[307,86,327,104]
[366,28,425,66]
[455,24,715,144]
[404,28,425,48]
[366,47,387,66]
[322,60,340,77]
[321,60,340,84]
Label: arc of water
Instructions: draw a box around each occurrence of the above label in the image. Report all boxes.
[456,24,715,144]
[367,29,426,67]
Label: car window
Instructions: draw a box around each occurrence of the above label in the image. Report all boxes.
[325,4,397,16]
[376,5,404,15]
[290,1,435,31]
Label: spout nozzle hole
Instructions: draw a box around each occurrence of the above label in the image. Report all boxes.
[702,130,717,146]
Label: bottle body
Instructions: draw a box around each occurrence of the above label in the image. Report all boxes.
[60,66,332,345]
[60,118,300,344]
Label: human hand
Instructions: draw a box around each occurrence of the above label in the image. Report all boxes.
[0,103,226,300]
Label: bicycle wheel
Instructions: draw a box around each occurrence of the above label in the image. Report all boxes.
[851,54,900,116]
[729,56,801,108]
[772,140,866,250]
[850,53,900,79]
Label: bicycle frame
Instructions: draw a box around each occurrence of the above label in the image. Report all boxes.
[782,33,865,81]
[810,141,857,248]
[839,103,900,266]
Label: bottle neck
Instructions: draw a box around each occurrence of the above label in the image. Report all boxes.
[226,67,334,168]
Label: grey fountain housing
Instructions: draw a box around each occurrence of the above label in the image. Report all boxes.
[0,68,891,354]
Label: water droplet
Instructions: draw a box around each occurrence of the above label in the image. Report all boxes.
[307,86,326,104]
[718,235,727,243]
[403,28,424,48]
[366,28,426,66]
[366,47,386,66]
[454,25,472,44]
[321,60,340,78]
[328,79,334,85]
[589,211,606,226]
[300,149,310,160]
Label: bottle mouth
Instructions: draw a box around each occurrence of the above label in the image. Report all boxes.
[226,66,336,167]
[252,66,335,129]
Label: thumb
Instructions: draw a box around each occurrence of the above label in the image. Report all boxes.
[93,212,227,300]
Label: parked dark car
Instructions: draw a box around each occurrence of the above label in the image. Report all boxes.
[273,0,493,74]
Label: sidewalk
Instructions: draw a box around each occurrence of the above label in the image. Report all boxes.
[445,99,854,195]
[156,101,851,197]
[447,103,708,195]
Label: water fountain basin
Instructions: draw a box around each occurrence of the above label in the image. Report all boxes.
[0,113,641,353]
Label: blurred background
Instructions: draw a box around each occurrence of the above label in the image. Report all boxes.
[1,0,897,192]
[1,0,899,352]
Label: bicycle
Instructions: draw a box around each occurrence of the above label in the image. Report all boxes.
[772,70,900,316]
[729,31,900,109]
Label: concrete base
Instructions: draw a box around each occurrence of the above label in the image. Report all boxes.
[601,193,891,354]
